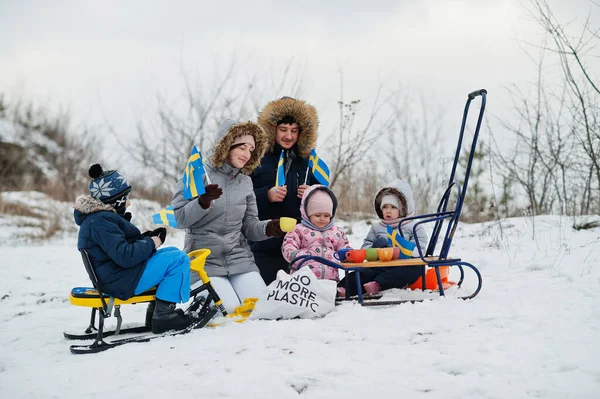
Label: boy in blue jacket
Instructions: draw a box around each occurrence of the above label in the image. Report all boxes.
[74,164,197,334]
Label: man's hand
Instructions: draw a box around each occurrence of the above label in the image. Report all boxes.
[297,184,310,199]
[267,186,287,203]
[198,184,223,209]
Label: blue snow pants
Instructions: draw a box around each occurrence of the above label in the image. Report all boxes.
[134,246,191,303]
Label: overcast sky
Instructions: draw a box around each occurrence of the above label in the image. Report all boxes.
[0,0,596,158]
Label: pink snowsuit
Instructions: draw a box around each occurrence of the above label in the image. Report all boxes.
[282,185,351,281]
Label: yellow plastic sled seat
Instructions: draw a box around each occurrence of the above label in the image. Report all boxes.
[69,287,156,307]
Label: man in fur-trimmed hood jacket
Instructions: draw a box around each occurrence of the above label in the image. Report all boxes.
[250,97,320,284]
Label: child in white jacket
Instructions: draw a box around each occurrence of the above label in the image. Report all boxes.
[338,180,427,297]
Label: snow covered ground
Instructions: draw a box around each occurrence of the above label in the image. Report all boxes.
[1,196,599,398]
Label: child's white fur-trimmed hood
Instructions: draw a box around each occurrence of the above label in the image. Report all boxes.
[373,180,416,220]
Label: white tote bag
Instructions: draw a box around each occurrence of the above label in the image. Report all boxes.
[249,268,337,320]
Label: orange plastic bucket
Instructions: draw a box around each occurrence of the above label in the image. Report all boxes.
[408,266,454,290]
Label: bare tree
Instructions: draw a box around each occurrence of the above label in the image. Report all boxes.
[334,156,383,217]
[492,63,577,216]
[519,0,600,214]
[126,59,306,193]
[0,96,100,200]
[325,72,395,189]
[386,92,447,213]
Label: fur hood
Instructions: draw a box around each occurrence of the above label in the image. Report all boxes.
[257,97,318,158]
[75,195,116,215]
[209,119,268,175]
[373,180,416,220]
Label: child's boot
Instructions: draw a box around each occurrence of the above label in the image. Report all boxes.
[145,300,156,328]
[151,299,198,334]
[337,287,346,298]
[363,281,381,296]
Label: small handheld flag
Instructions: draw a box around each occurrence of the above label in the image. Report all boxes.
[386,225,416,259]
[182,146,206,200]
[308,148,330,187]
[152,206,178,228]
[275,150,286,187]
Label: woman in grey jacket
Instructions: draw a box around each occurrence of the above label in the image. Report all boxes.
[171,120,285,312]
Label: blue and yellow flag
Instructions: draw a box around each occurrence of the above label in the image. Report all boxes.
[152,206,178,228]
[182,146,206,200]
[308,148,330,187]
[275,150,286,187]
[386,225,416,259]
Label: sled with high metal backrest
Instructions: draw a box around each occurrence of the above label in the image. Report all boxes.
[65,248,228,353]
[290,89,487,305]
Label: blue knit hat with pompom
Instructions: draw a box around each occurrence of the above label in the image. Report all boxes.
[88,164,132,214]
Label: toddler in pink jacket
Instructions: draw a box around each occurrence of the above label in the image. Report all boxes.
[282,185,351,281]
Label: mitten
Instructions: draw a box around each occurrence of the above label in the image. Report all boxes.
[198,184,223,209]
[151,227,167,243]
[265,219,285,238]
[373,236,389,248]
[122,212,132,222]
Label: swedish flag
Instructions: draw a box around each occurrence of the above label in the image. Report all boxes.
[386,225,416,259]
[182,146,206,200]
[275,150,286,187]
[152,206,178,228]
[308,148,330,187]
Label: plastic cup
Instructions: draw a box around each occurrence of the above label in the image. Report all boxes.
[366,248,378,261]
[377,248,394,262]
[345,249,366,263]
[334,248,353,262]
[279,217,297,232]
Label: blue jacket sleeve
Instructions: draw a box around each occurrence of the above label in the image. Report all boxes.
[91,214,156,268]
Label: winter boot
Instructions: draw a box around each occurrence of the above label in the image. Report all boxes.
[363,281,381,296]
[336,287,346,298]
[146,300,184,328]
[151,299,198,334]
[145,300,156,328]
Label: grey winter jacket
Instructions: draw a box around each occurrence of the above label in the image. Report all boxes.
[362,180,428,255]
[171,120,270,278]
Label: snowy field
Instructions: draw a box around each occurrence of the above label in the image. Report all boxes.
[1,197,599,398]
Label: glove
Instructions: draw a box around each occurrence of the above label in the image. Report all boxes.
[122,212,132,222]
[265,219,285,238]
[151,227,167,243]
[142,227,167,243]
[372,236,390,248]
[198,184,223,209]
